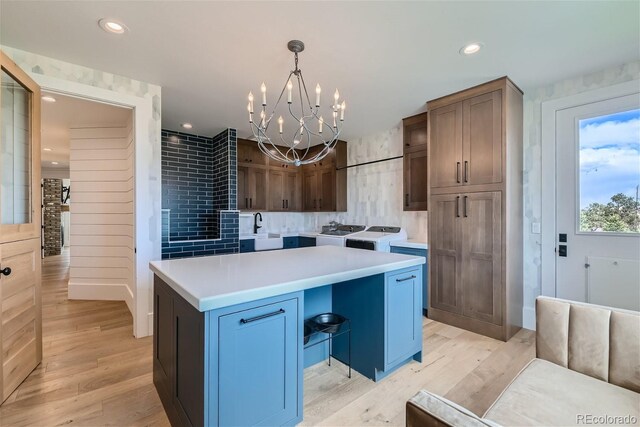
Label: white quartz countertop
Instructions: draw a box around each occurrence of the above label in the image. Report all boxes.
[390,239,428,250]
[149,246,425,312]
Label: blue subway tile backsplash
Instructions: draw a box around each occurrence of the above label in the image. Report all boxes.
[161,128,238,259]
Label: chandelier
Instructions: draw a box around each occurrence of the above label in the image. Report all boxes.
[247,40,346,167]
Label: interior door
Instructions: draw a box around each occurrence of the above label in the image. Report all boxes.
[0,51,42,403]
[429,194,462,314]
[556,94,640,310]
[461,192,502,324]
[430,102,462,189]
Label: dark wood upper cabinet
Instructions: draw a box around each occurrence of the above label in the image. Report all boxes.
[237,138,268,166]
[430,103,463,189]
[402,113,428,211]
[238,166,267,211]
[268,169,300,211]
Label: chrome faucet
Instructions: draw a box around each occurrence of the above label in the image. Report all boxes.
[254,212,263,234]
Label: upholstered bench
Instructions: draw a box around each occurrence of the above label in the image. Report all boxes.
[406,296,640,426]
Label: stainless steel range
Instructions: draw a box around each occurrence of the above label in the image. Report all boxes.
[316,224,366,247]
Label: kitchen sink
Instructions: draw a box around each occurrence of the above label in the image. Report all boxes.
[254,236,283,251]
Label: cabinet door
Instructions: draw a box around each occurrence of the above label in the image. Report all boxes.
[403,149,428,211]
[248,168,267,210]
[429,194,463,314]
[319,169,335,211]
[385,268,421,368]
[268,170,285,211]
[237,166,248,210]
[218,298,299,427]
[403,114,428,150]
[302,170,318,211]
[285,172,300,211]
[461,192,502,325]
[463,90,502,186]
[153,279,174,401]
[430,102,462,189]
[237,138,267,166]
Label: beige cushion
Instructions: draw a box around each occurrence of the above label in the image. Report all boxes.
[610,311,640,393]
[536,297,569,366]
[407,390,499,427]
[568,304,610,381]
[483,359,640,426]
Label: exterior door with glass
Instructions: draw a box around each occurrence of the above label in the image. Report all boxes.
[0,51,42,403]
[555,93,640,310]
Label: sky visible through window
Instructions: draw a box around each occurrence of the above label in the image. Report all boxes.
[579,109,640,233]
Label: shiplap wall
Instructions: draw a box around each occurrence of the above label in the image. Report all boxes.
[68,121,134,313]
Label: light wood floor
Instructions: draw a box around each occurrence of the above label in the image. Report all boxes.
[0,250,535,426]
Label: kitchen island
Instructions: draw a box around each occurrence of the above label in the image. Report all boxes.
[150,246,425,427]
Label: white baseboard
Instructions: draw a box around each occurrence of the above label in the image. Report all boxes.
[523,305,536,330]
[68,281,134,317]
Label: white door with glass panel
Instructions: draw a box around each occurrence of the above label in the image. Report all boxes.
[556,94,640,310]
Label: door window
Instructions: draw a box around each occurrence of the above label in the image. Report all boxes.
[1,68,32,225]
[578,109,640,233]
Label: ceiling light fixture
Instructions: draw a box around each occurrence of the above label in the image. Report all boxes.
[181,123,193,130]
[51,161,59,165]
[460,42,483,55]
[98,18,128,34]
[43,148,52,151]
[41,95,56,103]
[246,40,346,167]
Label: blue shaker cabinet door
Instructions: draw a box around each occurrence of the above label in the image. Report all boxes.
[218,298,299,427]
[385,268,421,368]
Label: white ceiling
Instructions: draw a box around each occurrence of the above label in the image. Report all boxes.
[2,1,639,141]
[41,93,131,171]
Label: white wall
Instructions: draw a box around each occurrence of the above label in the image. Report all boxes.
[240,126,429,240]
[521,60,640,328]
[68,124,135,314]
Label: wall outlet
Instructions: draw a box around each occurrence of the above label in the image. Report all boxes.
[531,222,541,234]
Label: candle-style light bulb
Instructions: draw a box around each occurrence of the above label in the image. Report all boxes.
[287,80,293,104]
[247,103,253,123]
[261,82,267,106]
[315,84,321,107]
[340,101,346,121]
[333,89,340,108]
[319,116,324,134]
[248,92,254,113]
[278,116,284,134]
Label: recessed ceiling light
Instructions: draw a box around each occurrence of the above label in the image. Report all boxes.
[43,148,52,151]
[181,123,193,130]
[98,18,128,35]
[51,161,59,165]
[42,95,56,103]
[460,42,483,55]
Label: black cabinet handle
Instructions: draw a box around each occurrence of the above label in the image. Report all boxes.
[456,162,461,183]
[250,198,252,208]
[405,194,409,207]
[1,266,11,276]
[240,308,285,324]
[456,196,460,217]
[396,275,416,282]
[463,195,468,217]
[464,161,469,183]
[282,199,285,209]
[245,198,248,208]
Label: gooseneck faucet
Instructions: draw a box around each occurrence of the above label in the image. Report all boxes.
[254,212,263,234]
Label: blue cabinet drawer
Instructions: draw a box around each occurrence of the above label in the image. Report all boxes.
[298,236,316,247]
[239,239,255,253]
[283,236,299,249]
[390,246,428,313]
[218,297,301,426]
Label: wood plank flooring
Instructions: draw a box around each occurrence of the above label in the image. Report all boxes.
[0,250,535,426]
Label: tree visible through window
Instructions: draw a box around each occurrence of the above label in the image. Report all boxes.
[579,109,640,233]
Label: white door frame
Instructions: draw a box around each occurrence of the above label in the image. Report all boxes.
[540,79,640,298]
[30,73,159,338]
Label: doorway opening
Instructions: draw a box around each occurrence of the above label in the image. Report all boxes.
[40,92,135,319]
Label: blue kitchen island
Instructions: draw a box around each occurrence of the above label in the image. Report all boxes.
[150,246,425,427]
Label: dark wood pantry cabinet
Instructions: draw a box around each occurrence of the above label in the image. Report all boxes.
[427,77,523,342]
[402,112,429,211]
